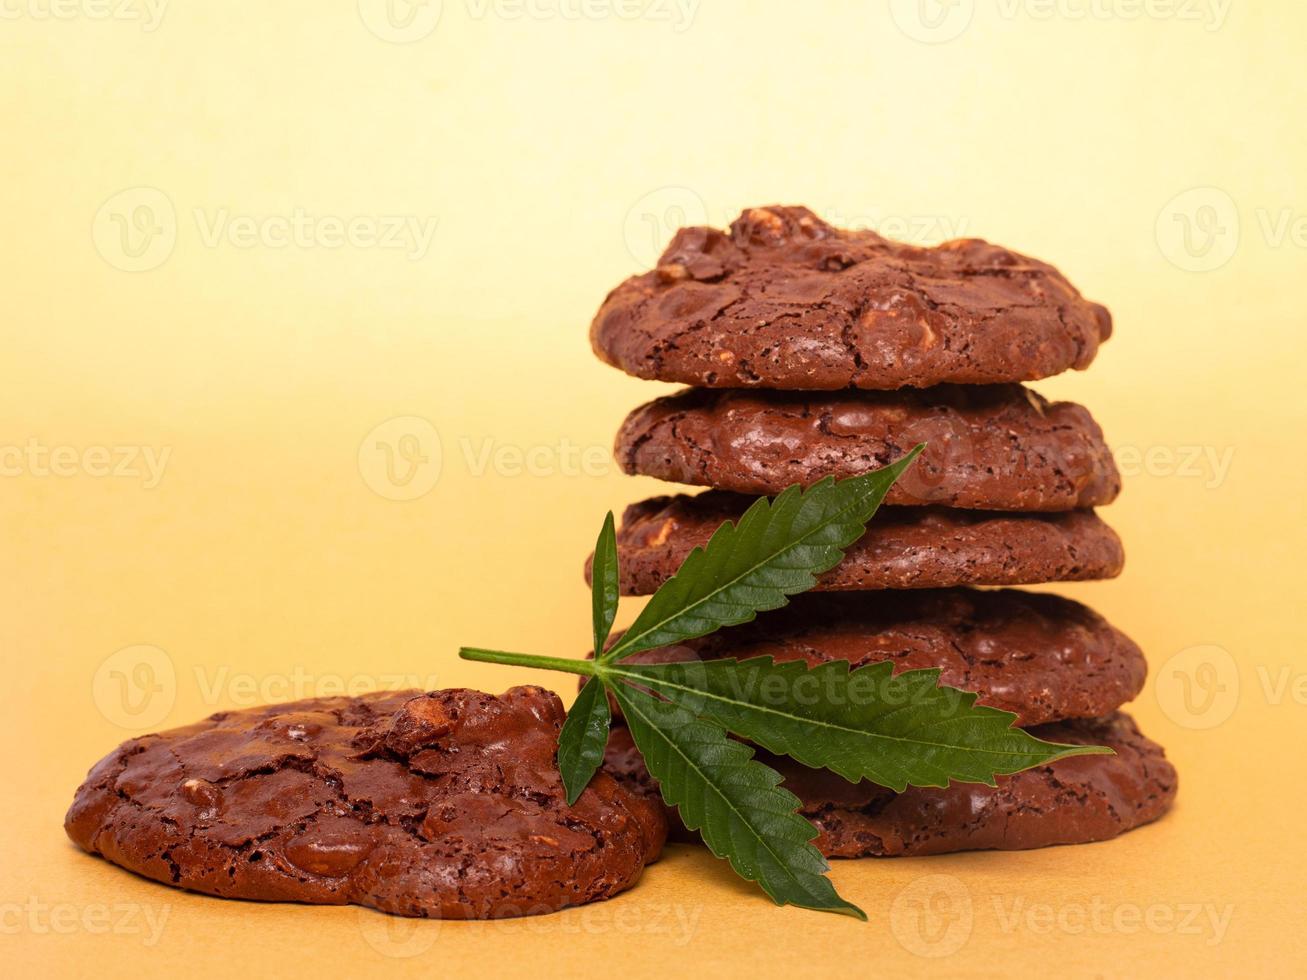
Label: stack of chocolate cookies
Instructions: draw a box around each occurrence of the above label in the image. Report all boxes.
[587,206,1176,857]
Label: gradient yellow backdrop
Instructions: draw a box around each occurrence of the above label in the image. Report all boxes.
[3,2,1304,977]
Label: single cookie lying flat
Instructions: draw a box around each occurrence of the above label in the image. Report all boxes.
[595,589,1145,728]
[594,493,1123,593]
[603,713,1175,858]
[591,205,1112,390]
[615,384,1120,510]
[65,687,666,918]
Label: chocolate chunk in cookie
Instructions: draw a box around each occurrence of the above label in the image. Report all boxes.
[591,205,1112,390]
[595,492,1123,593]
[598,588,1145,728]
[615,384,1120,510]
[603,712,1175,857]
[65,687,666,919]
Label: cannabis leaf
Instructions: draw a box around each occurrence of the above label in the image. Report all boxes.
[557,676,611,804]
[601,446,923,663]
[460,447,1113,918]
[590,511,619,656]
[607,657,1111,791]
[558,512,620,803]
[612,681,865,920]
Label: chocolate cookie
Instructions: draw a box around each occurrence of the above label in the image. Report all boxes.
[596,493,1123,593]
[591,205,1112,390]
[65,687,666,919]
[615,384,1121,510]
[600,589,1145,728]
[603,713,1175,857]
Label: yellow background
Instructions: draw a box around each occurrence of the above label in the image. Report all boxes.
[3,2,1304,976]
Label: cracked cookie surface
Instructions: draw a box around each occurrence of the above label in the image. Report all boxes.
[614,383,1120,509]
[604,713,1175,858]
[591,205,1112,390]
[595,588,1146,728]
[594,493,1123,593]
[65,687,666,918]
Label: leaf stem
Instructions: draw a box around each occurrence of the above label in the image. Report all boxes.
[458,647,596,677]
